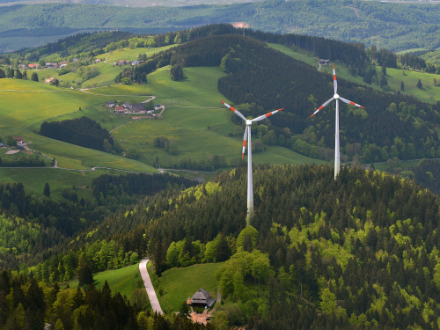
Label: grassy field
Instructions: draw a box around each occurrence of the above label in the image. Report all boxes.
[69,264,140,299]
[0,79,156,171]
[377,66,440,103]
[105,45,177,63]
[0,78,157,200]
[0,148,52,166]
[0,167,125,200]
[396,48,428,55]
[148,262,225,312]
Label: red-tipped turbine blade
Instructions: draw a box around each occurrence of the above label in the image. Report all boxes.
[333,64,337,94]
[339,96,365,109]
[220,99,247,121]
[308,97,334,118]
[242,127,248,159]
[252,108,284,122]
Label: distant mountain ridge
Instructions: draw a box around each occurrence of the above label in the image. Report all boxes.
[0,0,440,52]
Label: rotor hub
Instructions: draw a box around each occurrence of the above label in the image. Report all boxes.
[334,93,339,99]
[246,120,252,126]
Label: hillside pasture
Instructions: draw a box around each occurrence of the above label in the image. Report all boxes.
[69,264,140,299]
[0,79,157,173]
[149,262,224,312]
[376,66,440,103]
[0,167,105,200]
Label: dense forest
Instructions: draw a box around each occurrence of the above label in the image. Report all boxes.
[0,173,195,272]
[91,172,196,199]
[40,116,114,152]
[0,270,211,330]
[14,163,440,329]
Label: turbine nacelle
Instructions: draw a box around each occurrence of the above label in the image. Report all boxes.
[334,93,339,100]
[246,120,253,126]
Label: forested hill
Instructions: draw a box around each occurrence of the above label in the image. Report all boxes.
[155,34,440,162]
[25,164,440,329]
[1,0,440,51]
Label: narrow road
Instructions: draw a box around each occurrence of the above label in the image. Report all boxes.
[139,258,163,315]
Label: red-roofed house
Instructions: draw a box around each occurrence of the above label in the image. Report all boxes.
[28,64,38,69]
[114,106,125,113]
[13,137,24,144]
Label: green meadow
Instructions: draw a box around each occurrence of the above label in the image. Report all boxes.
[149,262,224,312]
[0,167,109,200]
[375,66,440,104]
[0,78,156,199]
[69,264,140,299]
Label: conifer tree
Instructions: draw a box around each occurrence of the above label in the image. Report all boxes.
[31,72,39,82]
[43,183,50,197]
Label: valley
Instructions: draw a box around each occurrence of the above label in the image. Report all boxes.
[2,23,440,330]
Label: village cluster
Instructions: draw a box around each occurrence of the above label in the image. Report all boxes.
[105,101,162,117]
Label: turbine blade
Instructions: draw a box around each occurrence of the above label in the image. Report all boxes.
[220,99,247,121]
[252,108,284,123]
[339,96,365,109]
[308,97,334,118]
[242,127,248,159]
[333,64,337,94]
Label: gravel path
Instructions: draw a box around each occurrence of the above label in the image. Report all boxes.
[139,258,163,315]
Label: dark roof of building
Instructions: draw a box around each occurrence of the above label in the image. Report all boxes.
[132,103,145,110]
[191,288,215,308]
[0,143,4,147]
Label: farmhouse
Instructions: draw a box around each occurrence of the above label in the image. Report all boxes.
[188,288,215,308]
[0,143,4,147]
[73,58,78,62]
[132,60,139,66]
[45,77,56,84]
[320,59,330,65]
[46,63,57,68]
[132,103,145,111]
[115,105,125,113]
[13,137,24,144]
[28,64,38,69]
[59,61,67,65]
[105,101,115,108]
[122,102,132,110]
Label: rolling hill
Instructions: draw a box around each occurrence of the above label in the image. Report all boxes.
[1,0,440,52]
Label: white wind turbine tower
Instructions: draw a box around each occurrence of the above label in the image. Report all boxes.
[308,64,365,180]
[221,100,284,225]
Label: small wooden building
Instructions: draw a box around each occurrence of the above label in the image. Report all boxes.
[188,288,215,308]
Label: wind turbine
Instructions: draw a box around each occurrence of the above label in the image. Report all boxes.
[220,100,283,225]
[308,64,365,180]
